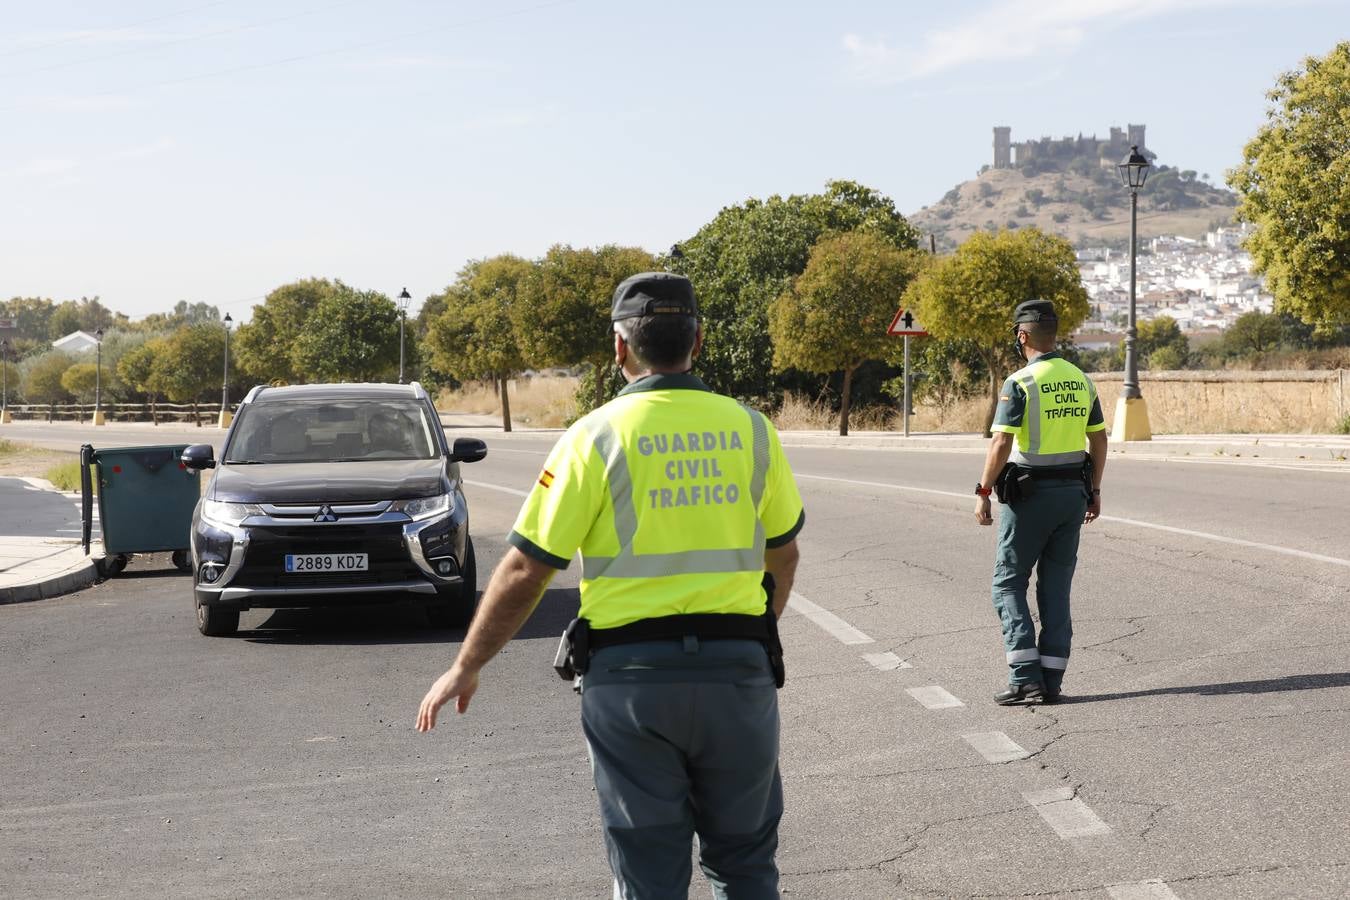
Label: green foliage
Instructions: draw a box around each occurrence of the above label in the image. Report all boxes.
[291,288,400,383]
[428,255,534,381]
[672,180,920,405]
[60,363,99,401]
[1336,414,1350,436]
[1223,310,1285,355]
[903,228,1089,434]
[44,461,84,493]
[1229,42,1350,332]
[132,300,221,333]
[118,338,171,402]
[0,359,20,402]
[769,231,927,434]
[233,279,332,384]
[157,325,227,405]
[515,244,657,412]
[22,351,74,406]
[1136,316,1190,369]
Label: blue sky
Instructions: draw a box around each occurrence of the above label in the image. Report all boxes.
[2,0,1344,320]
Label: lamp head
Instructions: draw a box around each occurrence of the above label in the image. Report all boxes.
[1117,144,1151,190]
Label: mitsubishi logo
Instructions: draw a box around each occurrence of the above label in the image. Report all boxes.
[314,505,338,523]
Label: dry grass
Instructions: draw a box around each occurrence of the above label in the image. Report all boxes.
[772,394,899,432]
[436,376,578,428]
[0,439,77,479]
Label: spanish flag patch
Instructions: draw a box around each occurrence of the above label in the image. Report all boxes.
[538,469,555,489]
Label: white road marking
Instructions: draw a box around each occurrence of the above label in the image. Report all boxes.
[1021,787,1111,838]
[466,479,530,498]
[906,685,964,709]
[1106,880,1181,900]
[962,731,1030,763]
[862,651,911,671]
[486,447,551,456]
[795,472,1350,569]
[787,592,873,645]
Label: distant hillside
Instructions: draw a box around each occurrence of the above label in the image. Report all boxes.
[910,162,1237,251]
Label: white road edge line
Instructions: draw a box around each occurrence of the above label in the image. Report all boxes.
[787,592,874,645]
[467,480,530,498]
[1105,879,1181,899]
[795,472,1350,569]
[962,731,1029,763]
[906,685,964,709]
[862,651,911,671]
[1021,787,1111,839]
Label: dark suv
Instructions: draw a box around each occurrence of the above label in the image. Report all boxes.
[181,382,486,636]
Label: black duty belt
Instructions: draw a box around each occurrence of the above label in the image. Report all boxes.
[1022,464,1083,480]
[554,575,785,689]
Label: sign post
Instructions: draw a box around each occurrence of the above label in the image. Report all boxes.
[886,308,928,437]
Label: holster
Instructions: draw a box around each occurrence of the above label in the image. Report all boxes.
[1081,454,1095,500]
[553,616,590,686]
[761,572,786,689]
[994,462,1036,504]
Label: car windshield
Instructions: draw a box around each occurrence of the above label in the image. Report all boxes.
[224,398,439,464]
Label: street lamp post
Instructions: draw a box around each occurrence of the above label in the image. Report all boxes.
[1113,144,1152,442]
[93,327,106,426]
[219,313,233,428]
[0,339,11,425]
[398,287,411,384]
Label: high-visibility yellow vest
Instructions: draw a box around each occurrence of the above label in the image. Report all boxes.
[509,373,805,629]
[991,353,1106,466]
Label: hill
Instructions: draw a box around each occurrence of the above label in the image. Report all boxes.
[910,162,1238,251]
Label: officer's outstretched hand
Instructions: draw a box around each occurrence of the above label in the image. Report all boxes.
[974,495,993,526]
[416,664,480,731]
[1085,494,1101,524]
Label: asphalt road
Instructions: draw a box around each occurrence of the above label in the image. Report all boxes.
[1,426,1347,898]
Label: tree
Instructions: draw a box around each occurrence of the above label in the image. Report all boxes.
[1228,42,1350,333]
[903,228,1090,436]
[22,351,73,420]
[60,363,99,404]
[117,338,172,423]
[290,288,400,383]
[1136,316,1190,369]
[157,325,227,425]
[514,244,657,412]
[426,255,535,431]
[233,279,332,384]
[1224,310,1285,355]
[671,180,920,405]
[769,231,927,435]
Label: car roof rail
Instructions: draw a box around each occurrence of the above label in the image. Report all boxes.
[410,381,429,401]
[241,384,266,405]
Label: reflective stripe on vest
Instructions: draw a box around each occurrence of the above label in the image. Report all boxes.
[1009,359,1091,467]
[579,404,770,580]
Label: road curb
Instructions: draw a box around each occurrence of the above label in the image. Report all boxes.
[0,552,102,605]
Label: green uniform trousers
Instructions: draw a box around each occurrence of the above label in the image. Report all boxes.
[580,638,781,900]
[991,478,1087,691]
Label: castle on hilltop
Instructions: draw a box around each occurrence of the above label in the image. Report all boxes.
[993,124,1147,170]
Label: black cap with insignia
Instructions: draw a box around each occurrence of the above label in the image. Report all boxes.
[1013,299,1058,325]
[611,272,698,322]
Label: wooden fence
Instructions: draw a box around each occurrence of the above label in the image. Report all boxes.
[1,401,227,426]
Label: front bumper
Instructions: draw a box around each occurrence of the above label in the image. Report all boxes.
[192,508,466,610]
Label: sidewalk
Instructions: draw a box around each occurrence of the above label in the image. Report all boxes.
[0,476,103,604]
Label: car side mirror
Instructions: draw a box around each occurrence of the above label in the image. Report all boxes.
[450,437,487,463]
[181,444,217,470]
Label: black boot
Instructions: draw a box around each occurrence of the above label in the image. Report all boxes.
[994,682,1044,705]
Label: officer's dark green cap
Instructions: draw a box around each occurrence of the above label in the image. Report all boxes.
[1013,299,1058,325]
[611,272,698,322]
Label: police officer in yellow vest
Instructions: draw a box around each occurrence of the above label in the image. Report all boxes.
[974,299,1106,705]
[417,272,805,899]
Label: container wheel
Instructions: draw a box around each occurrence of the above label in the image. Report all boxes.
[105,554,130,576]
[171,550,192,572]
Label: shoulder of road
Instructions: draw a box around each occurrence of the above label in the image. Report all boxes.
[1,418,1345,605]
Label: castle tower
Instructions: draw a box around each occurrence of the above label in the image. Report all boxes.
[1128,123,1146,151]
[993,126,1011,169]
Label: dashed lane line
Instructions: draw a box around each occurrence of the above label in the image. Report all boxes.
[1021,787,1112,839]
[786,591,873,645]
[467,479,530,498]
[962,731,1030,763]
[1105,880,1181,900]
[794,472,1350,570]
[905,685,965,709]
[862,651,911,671]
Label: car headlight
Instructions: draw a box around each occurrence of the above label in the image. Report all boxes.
[201,499,262,526]
[392,492,453,521]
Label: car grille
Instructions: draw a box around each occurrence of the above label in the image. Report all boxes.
[232,523,423,588]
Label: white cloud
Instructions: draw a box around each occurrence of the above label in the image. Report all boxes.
[17,93,142,112]
[9,158,79,178]
[459,105,562,133]
[347,55,506,72]
[843,0,1255,82]
[113,138,177,160]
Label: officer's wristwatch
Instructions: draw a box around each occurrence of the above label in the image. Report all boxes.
[975,484,992,497]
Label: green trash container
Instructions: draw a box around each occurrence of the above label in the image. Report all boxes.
[80,444,201,575]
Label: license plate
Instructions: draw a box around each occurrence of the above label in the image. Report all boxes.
[285,553,368,573]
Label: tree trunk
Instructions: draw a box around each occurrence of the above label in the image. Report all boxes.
[151,396,159,426]
[192,399,201,427]
[499,372,512,433]
[47,402,54,423]
[593,361,605,411]
[838,365,856,437]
